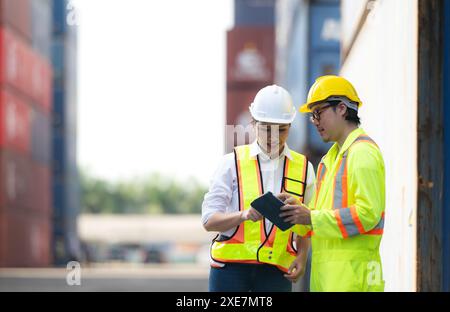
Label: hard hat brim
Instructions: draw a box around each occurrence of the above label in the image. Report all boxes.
[299,103,311,113]
[250,112,296,125]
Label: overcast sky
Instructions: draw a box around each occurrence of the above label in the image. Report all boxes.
[75,0,233,185]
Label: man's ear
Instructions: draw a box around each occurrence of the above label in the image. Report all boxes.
[338,102,348,117]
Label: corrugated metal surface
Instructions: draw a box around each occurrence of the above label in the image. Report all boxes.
[0,0,53,268]
[52,0,67,35]
[31,163,51,215]
[31,107,51,164]
[225,23,274,153]
[225,89,256,152]
[0,27,52,112]
[51,0,81,264]
[226,89,256,127]
[227,27,274,87]
[443,0,450,292]
[307,1,340,158]
[417,0,446,292]
[0,209,51,267]
[340,0,418,291]
[0,0,31,41]
[28,52,53,114]
[0,150,32,211]
[0,27,28,94]
[275,0,309,155]
[234,0,275,26]
[0,88,30,154]
[31,0,52,59]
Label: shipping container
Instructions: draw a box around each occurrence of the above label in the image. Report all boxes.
[30,162,51,215]
[443,0,450,292]
[52,0,68,35]
[0,150,32,211]
[276,0,310,157]
[225,25,275,153]
[225,89,257,152]
[0,27,27,94]
[51,0,81,265]
[234,0,275,26]
[416,0,450,292]
[31,0,52,59]
[0,0,31,41]
[275,0,340,166]
[0,209,51,267]
[306,0,340,161]
[27,51,53,114]
[0,27,52,113]
[30,105,51,165]
[227,26,274,87]
[340,0,418,291]
[0,88,30,154]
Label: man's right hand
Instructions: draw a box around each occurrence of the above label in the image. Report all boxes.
[277,192,300,205]
[240,208,263,222]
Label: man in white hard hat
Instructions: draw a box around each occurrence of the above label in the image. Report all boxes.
[202,85,316,292]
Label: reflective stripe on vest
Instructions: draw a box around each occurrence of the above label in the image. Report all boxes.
[210,145,308,272]
[333,135,385,238]
[314,161,327,208]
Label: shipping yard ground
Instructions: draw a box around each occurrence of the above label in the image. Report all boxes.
[0,264,209,292]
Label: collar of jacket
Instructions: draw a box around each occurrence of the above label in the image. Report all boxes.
[323,127,366,166]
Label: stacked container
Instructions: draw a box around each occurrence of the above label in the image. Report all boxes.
[0,0,53,267]
[276,0,341,166]
[225,0,275,153]
[51,0,80,265]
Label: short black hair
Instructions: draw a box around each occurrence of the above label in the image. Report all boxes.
[345,107,361,126]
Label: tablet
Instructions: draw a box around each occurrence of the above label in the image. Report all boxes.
[250,191,293,231]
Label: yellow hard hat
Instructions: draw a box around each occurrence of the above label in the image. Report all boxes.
[299,75,363,113]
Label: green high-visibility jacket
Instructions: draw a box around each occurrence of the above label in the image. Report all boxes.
[294,128,386,292]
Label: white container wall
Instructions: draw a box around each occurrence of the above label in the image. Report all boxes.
[340,0,368,54]
[340,0,418,291]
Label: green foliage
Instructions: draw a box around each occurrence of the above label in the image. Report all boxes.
[80,171,207,215]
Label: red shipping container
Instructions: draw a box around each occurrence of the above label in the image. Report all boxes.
[0,27,52,114]
[227,27,275,86]
[0,150,32,211]
[0,209,51,267]
[30,163,51,215]
[225,88,260,153]
[0,88,30,153]
[28,52,52,113]
[0,27,26,92]
[31,106,51,165]
[41,60,52,113]
[0,0,31,42]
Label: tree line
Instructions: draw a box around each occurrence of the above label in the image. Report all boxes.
[80,171,207,214]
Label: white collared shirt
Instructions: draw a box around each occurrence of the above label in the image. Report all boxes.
[202,141,316,237]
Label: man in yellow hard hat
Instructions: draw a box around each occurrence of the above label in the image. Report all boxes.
[278,75,386,292]
[202,85,315,292]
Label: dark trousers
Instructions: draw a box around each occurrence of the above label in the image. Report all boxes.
[209,263,292,292]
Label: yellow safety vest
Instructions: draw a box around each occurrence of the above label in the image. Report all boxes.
[296,128,386,291]
[210,144,309,272]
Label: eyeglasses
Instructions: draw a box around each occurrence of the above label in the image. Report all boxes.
[309,103,333,123]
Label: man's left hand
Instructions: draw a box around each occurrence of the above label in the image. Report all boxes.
[284,256,306,283]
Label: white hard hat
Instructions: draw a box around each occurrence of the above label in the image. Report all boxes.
[249,85,296,124]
